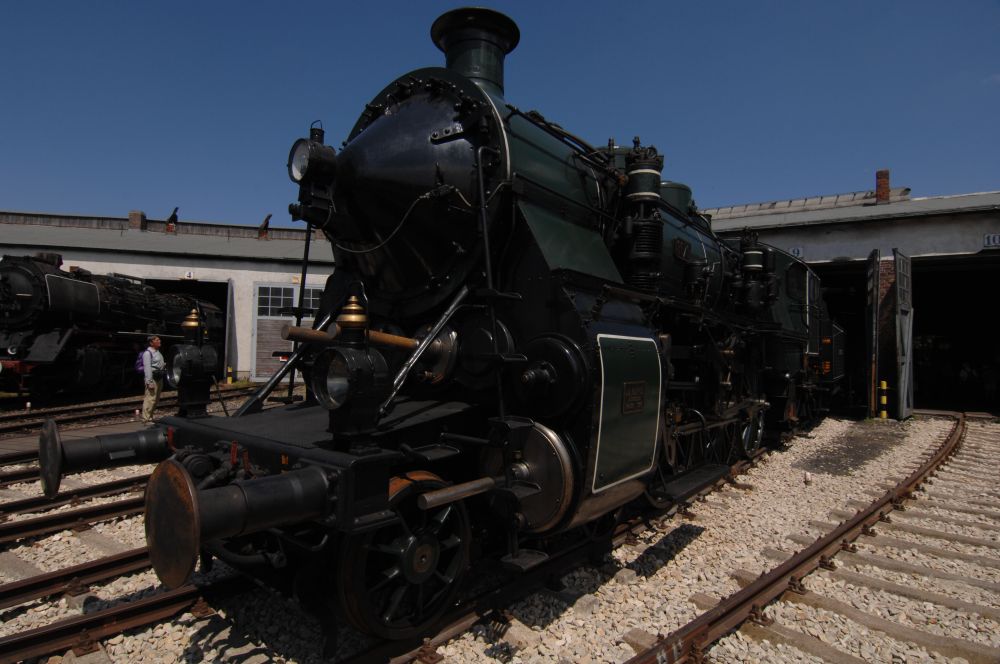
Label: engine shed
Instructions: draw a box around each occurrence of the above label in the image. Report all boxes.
[708,174,1000,417]
[0,209,334,382]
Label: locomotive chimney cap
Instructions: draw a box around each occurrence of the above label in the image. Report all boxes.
[431,7,520,55]
[431,7,519,94]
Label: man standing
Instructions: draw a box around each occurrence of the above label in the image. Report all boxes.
[141,335,165,425]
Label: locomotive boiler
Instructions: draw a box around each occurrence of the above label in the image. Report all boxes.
[0,253,224,398]
[37,7,844,643]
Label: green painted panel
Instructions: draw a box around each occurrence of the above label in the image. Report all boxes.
[593,334,661,492]
[518,200,621,283]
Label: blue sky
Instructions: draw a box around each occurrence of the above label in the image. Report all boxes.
[1,1,998,228]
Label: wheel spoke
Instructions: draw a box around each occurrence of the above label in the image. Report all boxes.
[371,564,402,593]
[369,542,404,556]
[382,584,409,623]
[343,476,470,638]
[428,505,453,535]
[416,580,426,614]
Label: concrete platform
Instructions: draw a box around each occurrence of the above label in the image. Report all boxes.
[0,420,149,457]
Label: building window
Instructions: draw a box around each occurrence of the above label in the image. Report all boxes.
[303,287,323,313]
[257,286,295,317]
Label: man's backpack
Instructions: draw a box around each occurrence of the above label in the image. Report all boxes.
[135,350,147,375]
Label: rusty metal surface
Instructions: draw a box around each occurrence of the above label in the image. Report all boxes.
[0,578,245,663]
[145,459,201,589]
[0,449,37,465]
[37,418,62,497]
[0,474,147,519]
[0,495,145,545]
[0,466,39,489]
[623,413,967,664]
[0,386,258,436]
[0,547,150,610]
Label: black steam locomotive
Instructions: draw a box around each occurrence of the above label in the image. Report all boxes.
[0,253,223,398]
[38,7,844,644]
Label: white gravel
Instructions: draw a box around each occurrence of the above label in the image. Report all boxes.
[438,416,954,662]
[709,629,825,663]
[6,529,105,572]
[847,557,1000,607]
[3,414,982,664]
[807,573,1000,648]
[864,540,1000,585]
[764,599,954,662]
[877,524,999,559]
[91,514,148,548]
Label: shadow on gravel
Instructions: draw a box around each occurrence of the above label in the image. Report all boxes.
[626,522,705,579]
[792,418,906,476]
[500,522,706,640]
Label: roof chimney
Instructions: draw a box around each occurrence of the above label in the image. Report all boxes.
[431,8,520,95]
[875,169,890,204]
[128,210,147,231]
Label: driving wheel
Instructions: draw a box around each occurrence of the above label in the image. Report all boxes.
[337,471,470,640]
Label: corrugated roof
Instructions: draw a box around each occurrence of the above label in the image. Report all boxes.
[709,191,1000,233]
[0,212,335,264]
[704,187,911,220]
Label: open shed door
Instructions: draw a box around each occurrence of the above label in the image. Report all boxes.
[865,249,880,417]
[894,249,914,419]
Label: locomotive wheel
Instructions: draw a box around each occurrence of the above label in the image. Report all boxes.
[337,471,470,640]
[740,409,765,458]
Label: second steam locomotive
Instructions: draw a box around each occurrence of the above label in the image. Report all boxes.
[38,7,844,644]
[0,253,223,398]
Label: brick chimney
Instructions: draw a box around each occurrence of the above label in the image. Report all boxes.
[128,210,147,230]
[875,169,890,204]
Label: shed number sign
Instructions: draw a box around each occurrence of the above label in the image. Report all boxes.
[985,233,1000,249]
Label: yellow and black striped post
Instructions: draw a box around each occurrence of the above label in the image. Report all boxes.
[879,380,888,419]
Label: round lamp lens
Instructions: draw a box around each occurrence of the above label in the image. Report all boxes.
[288,140,311,183]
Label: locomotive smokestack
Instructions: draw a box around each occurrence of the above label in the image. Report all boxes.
[431,7,520,95]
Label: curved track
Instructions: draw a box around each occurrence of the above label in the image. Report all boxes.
[626,412,1000,664]
[0,413,987,663]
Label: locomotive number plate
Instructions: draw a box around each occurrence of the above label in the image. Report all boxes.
[621,381,645,414]
[592,334,661,493]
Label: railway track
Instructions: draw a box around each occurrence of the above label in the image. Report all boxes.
[0,414,988,663]
[0,434,770,663]
[0,474,147,520]
[0,385,257,437]
[623,412,1000,664]
[0,577,247,664]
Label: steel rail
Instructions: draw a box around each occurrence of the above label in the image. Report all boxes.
[0,450,37,466]
[0,577,245,663]
[0,467,38,488]
[0,547,151,610]
[0,385,257,426]
[0,495,145,545]
[343,447,770,663]
[623,412,967,664]
[0,410,780,663]
[0,474,147,519]
[0,387,257,436]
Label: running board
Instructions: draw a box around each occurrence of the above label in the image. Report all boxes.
[656,464,730,502]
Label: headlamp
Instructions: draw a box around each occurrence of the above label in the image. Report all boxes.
[311,346,388,413]
[166,344,218,390]
[287,138,337,184]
